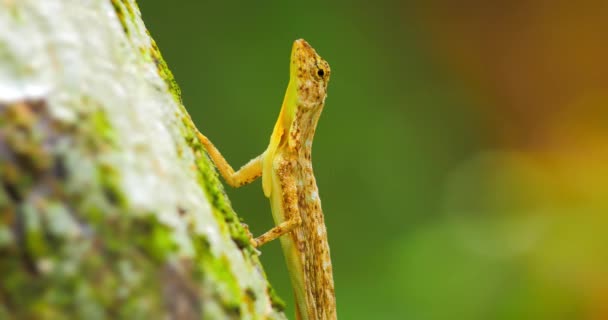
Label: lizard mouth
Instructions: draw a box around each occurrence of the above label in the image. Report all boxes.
[291,39,319,72]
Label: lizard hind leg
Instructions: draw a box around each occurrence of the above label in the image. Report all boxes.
[253,159,302,248]
[253,215,301,247]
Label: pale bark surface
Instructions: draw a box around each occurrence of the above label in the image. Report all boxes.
[0,1,285,319]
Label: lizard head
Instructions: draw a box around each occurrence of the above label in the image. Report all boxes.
[290,39,331,109]
[263,39,331,196]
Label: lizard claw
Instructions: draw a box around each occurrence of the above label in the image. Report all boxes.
[241,222,261,254]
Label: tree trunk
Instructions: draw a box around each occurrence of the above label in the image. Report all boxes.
[0,1,286,319]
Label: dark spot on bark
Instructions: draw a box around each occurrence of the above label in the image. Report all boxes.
[14,206,39,276]
[53,155,68,180]
[103,186,120,204]
[245,287,257,301]
[232,235,249,249]
[2,181,21,202]
[226,305,241,317]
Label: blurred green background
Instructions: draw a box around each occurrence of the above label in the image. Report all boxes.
[140,1,608,319]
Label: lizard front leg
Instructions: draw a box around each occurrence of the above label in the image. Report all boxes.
[198,132,301,248]
[197,131,263,187]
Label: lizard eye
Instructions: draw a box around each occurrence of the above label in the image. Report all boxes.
[317,69,325,77]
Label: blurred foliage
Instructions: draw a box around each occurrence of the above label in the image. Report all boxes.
[139,1,608,319]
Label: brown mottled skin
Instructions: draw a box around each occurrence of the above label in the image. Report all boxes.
[196,39,335,320]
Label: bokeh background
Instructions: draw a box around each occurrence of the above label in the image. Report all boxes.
[140,2,608,319]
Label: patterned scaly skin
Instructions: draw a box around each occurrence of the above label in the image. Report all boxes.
[196,39,335,320]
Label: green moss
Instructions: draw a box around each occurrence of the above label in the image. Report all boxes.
[3,102,52,176]
[110,0,129,35]
[179,116,253,252]
[267,283,287,312]
[97,164,126,207]
[90,108,118,147]
[0,100,175,318]
[149,40,183,105]
[192,235,242,317]
[112,0,177,107]
[121,0,137,20]
[111,0,144,38]
[132,215,177,263]
[83,107,125,206]
[110,0,141,36]
[22,202,49,258]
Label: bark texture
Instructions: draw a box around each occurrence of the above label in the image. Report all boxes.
[0,1,285,319]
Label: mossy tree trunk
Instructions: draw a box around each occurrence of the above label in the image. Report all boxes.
[0,1,285,319]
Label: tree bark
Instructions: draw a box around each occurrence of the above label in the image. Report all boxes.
[0,1,286,319]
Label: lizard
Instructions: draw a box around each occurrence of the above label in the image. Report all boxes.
[196,39,336,320]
